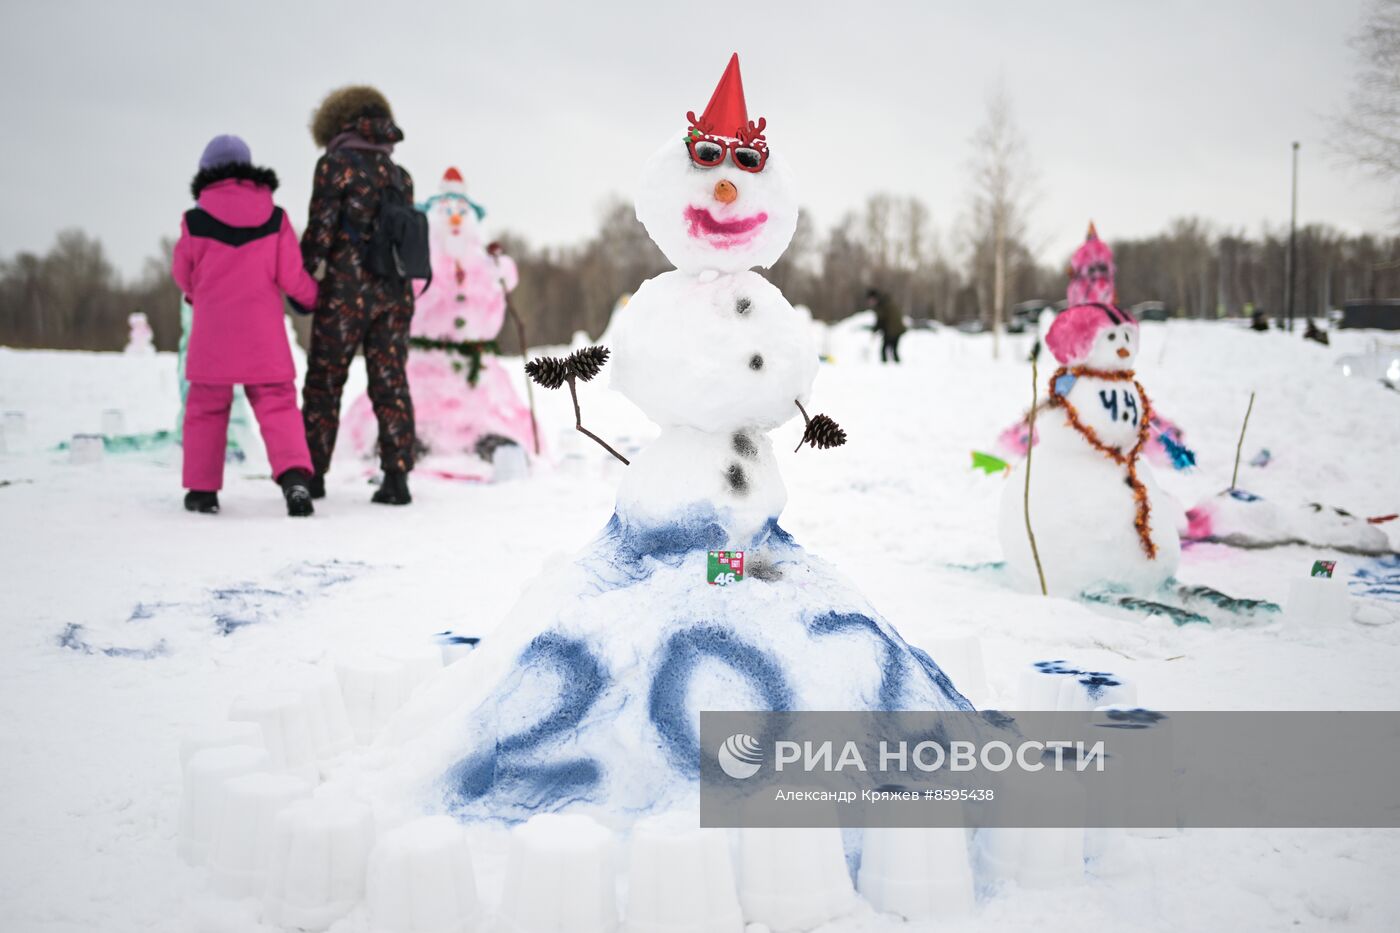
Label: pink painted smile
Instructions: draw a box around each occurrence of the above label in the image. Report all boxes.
[684,206,768,248]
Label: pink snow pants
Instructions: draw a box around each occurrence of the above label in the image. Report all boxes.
[183,382,313,492]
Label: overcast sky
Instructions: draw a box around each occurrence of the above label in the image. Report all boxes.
[0,0,1390,279]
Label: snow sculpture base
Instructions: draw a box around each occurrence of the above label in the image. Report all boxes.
[355,515,971,826]
[367,816,481,933]
[229,691,316,774]
[1286,575,1354,627]
[624,812,743,933]
[336,647,444,745]
[857,826,974,921]
[263,795,376,931]
[68,433,104,465]
[178,720,265,768]
[737,825,855,931]
[177,745,271,865]
[499,813,618,933]
[208,771,314,898]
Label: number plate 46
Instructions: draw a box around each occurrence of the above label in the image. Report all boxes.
[708,550,745,586]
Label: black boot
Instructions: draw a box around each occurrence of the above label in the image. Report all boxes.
[184,490,220,514]
[308,473,326,500]
[278,469,315,517]
[371,469,412,506]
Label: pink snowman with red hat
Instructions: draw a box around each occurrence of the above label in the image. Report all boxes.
[995,223,1193,470]
[343,167,536,470]
[1067,221,1116,306]
[998,290,1184,597]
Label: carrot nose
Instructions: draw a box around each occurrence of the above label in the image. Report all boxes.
[449,214,462,226]
[714,179,738,204]
[1117,347,1130,358]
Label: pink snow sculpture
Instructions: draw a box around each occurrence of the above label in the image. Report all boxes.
[343,168,537,465]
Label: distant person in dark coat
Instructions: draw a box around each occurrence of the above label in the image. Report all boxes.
[1250,308,1269,332]
[1304,317,1330,345]
[866,288,906,364]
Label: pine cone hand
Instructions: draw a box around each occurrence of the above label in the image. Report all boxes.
[524,355,569,390]
[566,346,610,383]
[799,413,847,450]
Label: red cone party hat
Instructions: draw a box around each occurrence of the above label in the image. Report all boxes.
[441,167,466,196]
[696,53,749,138]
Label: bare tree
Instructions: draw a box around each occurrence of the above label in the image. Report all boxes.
[1334,0,1400,219]
[965,82,1036,357]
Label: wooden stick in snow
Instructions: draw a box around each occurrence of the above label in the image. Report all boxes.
[1230,391,1255,490]
[1024,345,1049,596]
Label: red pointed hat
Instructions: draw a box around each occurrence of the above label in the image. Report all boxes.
[689,53,757,139]
[440,166,466,196]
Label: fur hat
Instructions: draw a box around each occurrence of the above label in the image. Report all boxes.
[310,85,393,148]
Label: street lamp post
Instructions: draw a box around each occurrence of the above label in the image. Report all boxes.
[1286,141,1299,333]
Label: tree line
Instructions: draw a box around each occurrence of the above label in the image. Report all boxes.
[1,208,1396,354]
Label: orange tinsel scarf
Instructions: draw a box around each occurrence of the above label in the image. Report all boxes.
[1047,365,1158,559]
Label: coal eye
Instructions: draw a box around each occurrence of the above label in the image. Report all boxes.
[1107,333,1116,341]
[734,147,762,169]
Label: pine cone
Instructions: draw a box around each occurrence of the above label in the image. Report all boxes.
[524,355,569,390]
[799,413,847,450]
[566,345,610,382]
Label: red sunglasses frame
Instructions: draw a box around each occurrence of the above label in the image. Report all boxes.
[684,113,770,173]
[685,135,769,173]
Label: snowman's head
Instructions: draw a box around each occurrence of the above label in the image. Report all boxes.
[425,167,485,258]
[635,54,798,274]
[1045,303,1139,371]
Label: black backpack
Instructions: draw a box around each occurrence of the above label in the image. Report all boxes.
[352,154,431,287]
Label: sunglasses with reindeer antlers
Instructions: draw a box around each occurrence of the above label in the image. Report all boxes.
[684,114,770,172]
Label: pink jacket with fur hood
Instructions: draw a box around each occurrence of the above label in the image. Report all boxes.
[172,164,318,384]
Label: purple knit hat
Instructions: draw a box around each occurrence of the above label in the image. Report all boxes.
[199,134,252,170]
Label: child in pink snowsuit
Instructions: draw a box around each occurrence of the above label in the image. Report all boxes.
[172,135,320,516]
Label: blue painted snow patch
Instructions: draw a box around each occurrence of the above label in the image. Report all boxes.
[58,623,165,659]
[435,631,481,647]
[1351,555,1400,602]
[649,625,794,771]
[445,634,609,813]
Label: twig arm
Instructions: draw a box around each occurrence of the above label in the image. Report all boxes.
[567,375,629,466]
[506,301,541,456]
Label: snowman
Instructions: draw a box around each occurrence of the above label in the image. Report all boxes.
[1067,221,1116,306]
[346,55,973,824]
[995,223,1194,471]
[998,301,1183,598]
[124,311,155,355]
[343,167,537,466]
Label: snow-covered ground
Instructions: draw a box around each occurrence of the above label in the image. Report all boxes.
[1,320,1398,931]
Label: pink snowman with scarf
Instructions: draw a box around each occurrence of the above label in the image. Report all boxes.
[999,293,1184,596]
[344,168,537,469]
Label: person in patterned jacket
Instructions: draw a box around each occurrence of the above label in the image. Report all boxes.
[300,85,418,505]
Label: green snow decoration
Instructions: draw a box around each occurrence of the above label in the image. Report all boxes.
[971,450,1009,474]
